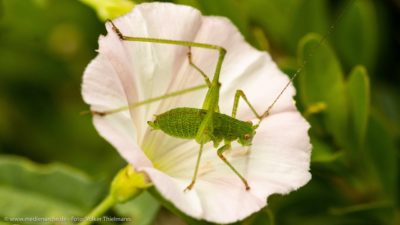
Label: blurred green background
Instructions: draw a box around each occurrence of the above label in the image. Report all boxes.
[0,0,399,224]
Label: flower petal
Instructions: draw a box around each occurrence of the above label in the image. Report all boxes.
[82,2,311,224]
[142,167,203,218]
[82,54,152,167]
[246,111,312,198]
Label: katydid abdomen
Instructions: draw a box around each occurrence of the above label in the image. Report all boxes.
[148,107,257,147]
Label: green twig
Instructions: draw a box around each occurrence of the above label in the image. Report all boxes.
[78,194,116,225]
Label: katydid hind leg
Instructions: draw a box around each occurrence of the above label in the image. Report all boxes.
[107,20,226,110]
[99,20,227,116]
[217,143,250,190]
[109,21,213,89]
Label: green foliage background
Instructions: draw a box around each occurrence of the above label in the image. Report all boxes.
[0,0,399,224]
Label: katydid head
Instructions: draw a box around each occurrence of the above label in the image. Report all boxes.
[237,122,258,146]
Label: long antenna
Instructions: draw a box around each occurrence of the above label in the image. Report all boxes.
[260,0,356,120]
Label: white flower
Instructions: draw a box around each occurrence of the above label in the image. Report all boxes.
[82,2,311,224]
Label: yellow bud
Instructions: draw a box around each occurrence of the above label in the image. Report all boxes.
[110,165,152,203]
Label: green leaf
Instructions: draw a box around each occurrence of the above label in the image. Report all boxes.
[333,0,379,71]
[247,0,329,54]
[298,34,348,147]
[244,208,273,225]
[0,155,105,225]
[266,178,394,225]
[365,113,399,224]
[114,191,160,225]
[365,114,397,199]
[311,135,343,163]
[347,66,370,147]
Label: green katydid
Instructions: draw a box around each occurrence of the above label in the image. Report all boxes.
[93,8,344,191]
[92,20,288,191]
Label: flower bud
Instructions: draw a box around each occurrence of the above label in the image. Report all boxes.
[110,165,152,203]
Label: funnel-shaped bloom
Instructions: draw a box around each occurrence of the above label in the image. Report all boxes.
[82,2,311,223]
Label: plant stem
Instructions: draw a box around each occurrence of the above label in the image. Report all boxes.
[78,194,116,225]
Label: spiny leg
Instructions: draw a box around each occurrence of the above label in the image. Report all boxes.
[217,142,250,190]
[184,143,205,191]
[106,19,226,112]
[232,90,262,119]
[90,84,207,116]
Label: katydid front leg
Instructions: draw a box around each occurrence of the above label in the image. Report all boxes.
[184,45,226,191]
[184,143,204,192]
[184,82,222,191]
[187,46,211,88]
